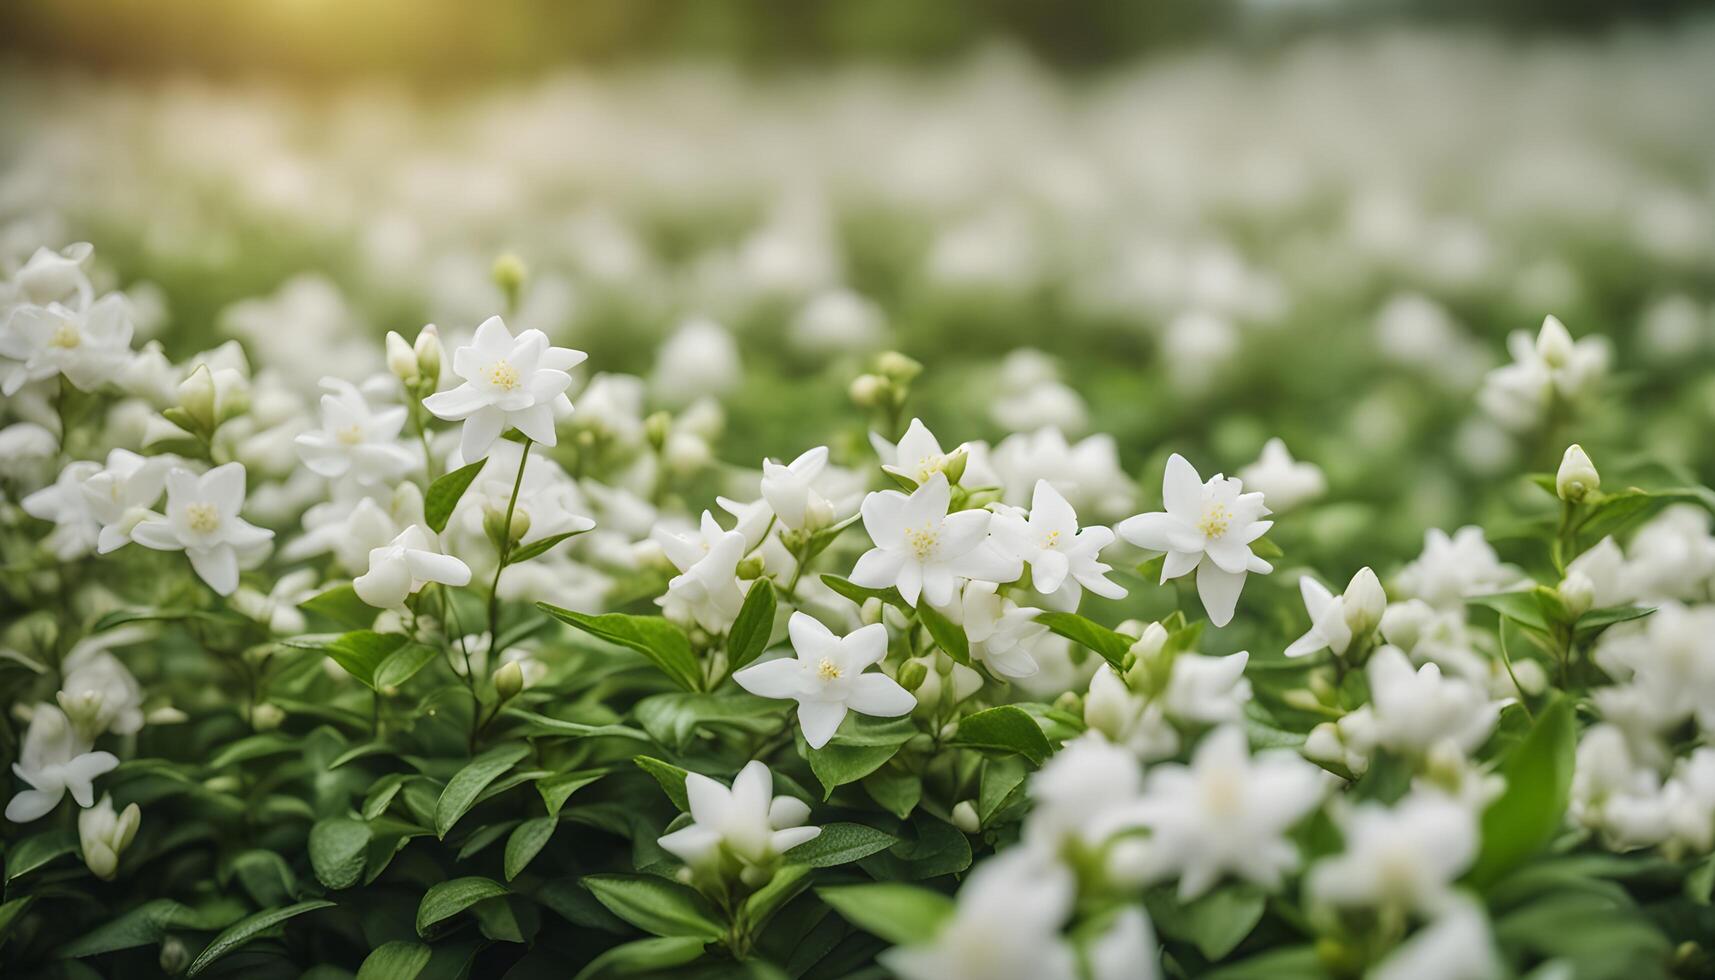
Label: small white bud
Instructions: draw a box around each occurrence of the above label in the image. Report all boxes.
[951,800,980,834]
[176,364,217,432]
[494,660,525,701]
[252,703,285,732]
[386,330,419,383]
[848,374,887,408]
[1558,571,1595,619]
[1536,314,1575,368]
[1341,566,1386,636]
[413,324,443,382]
[1556,444,1599,503]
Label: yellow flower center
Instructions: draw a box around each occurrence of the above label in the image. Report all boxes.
[816,657,842,681]
[50,322,82,348]
[1202,768,1243,817]
[906,525,939,559]
[487,359,521,391]
[336,424,364,445]
[184,502,221,534]
[1197,503,1232,539]
[1041,529,1061,550]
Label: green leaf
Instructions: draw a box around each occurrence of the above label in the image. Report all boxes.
[1036,611,1131,668]
[571,936,707,980]
[863,768,922,819]
[917,601,970,665]
[1469,695,1577,887]
[186,900,335,976]
[416,877,508,937]
[505,817,557,881]
[1686,854,1715,905]
[6,828,78,881]
[950,705,1052,765]
[207,732,299,769]
[537,770,606,817]
[436,743,531,839]
[308,630,412,690]
[425,459,485,533]
[1147,883,1267,960]
[741,864,813,934]
[357,941,432,980]
[819,574,908,610]
[0,895,34,947]
[507,529,589,565]
[1202,945,1327,980]
[806,725,913,798]
[298,584,377,630]
[1467,591,1553,633]
[1575,604,1655,634]
[59,900,233,958]
[634,756,691,811]
[635,691,784,748]
[727,579,777,672]
[538,604,702,692]
[501,707,650,742]
[783,823,898,868]
[818,884,954,945]
[309,817,372,890]
[581,874,724,940]
[977,756,1029,824]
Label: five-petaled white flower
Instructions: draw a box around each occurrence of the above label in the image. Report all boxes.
[1237,438,1326,512]
[22,460,103,561]
[657,760,820,872]
[990,479,1125,607]
[131,463,274,596]
[423,316,586,461]
[652,511,750,633]
[294,378,418,487]
[1307,791,1478,916]
[959,580,1054,680]
[5,704,119,823]
[850,473,1019,608]
[734,612,915,748]
[1117,454,1273,627]
[872,418,980,486]
[80,449,171,554]
[353,525,473,609]
[0,295,134,395]
[760,445,836,532]
[1131,725,1326,899]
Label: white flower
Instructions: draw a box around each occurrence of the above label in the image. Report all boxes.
[78,448,171,554]
[1117,455,1272,627]
[4,242,94,308]
[1026,734,1149,850]
[1665,748,1715,853]
[1084,664,1180,761]
[760,445,836,532]
[78,794,140,880]
[1238,439,1326,512]
[653,511,750,633]
[990,426,1135,520]
[130,463,275,596]
[1364,646,1500,757]
[1593,601,1715,734]
[1394,526,1519,610]
[1478,314,1608,431]
[871,418,981,487]
[353,525,472,609]
[882,849,1079,980]
[284,483,424,573]
[422,315,586,461]
[990,480,1124,607]
[1624,506,1715,603]
[651,317,741,406]
[1286,568,1383,659]
[1556,443,1600,502]
[294,378,418,487]
[0,295,134,395]
[58,647,145,739]
[1565,536,1633,608]
[4,704,119,823]
[1307,792,1478,915]
[1370,902,1502,980]
[231,568,320,634]
[656,760,820,872]
[1160,651,1253,725]
[1085,906,1162,980]
[733,612,914,748]
[958,580,1053,680]
[850,473,1020,608]
[1131,725,1326,899]
[1570,723,1671,850]
[22,460,102,561]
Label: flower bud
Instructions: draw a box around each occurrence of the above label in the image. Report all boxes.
[802,493,835,533]
[160,936,191,975]
[1340,566,1386,636]
[860,597,884,626]
[1558,571,1595,619]
[78,794,140,880]
[645,411,672,451]
[413,324,443,382]
[252,702,284,731]
[1536,314,1574,368]
[385,330,419,383]
[483,505,530,548]
[494,660,525,701]
[1557,444,1599,503]
[176,364,217,432]
[736,556,765,580]
[896,659,929,692]
[492,252,528,302]
[941,448,968,486]
[876,351,923,384]
[848,373,887,408]
[951,800,980,834]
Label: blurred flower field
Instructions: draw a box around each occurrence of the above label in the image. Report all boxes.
[3,23,1715,980]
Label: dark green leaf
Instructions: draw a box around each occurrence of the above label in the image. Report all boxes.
[571,936,707,980]
[1147,883,1266,960]
[784,823,898,868]
[817,884,953,945]
[1466,592,1553,633]
[416,877,508,937]
[917,601,970,665]
[537,770,606,816]
[863,768,922,819]
[425,459,486,533]
[505,817,557,881]
[6,829,78,881]
[1036,611,1131,668]
[357,941,432,980]
[309,817,371,890]
[298,585,377,631]
[634,756,691,811]
[507,530,588,565]
[435,743,531,839]
[582,875,724,940]
[538,604,702,692]
[186,900,335,976]
[950,705,1051,765]
[1469,696,1576,887]
[819,574,908,610]
[1575,604,1655,634]
[727,579,777,672]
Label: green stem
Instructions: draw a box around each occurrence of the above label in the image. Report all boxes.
[485,437,533,665]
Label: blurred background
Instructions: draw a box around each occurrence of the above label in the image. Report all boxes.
[1,0,1713,574]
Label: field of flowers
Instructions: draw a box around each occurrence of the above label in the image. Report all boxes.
[3,25,1715,980]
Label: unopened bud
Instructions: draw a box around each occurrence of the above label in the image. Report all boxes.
[736,556,765,580]
[941,448,968,486]
[739,864,771,888]
[848,374,887,408]
[413,324,443,382]
[951,800,980,833]
[645,411,672,451]
[483,505,530,548]
[494,660,525,701]
[876,351,922,384]
[897,660,928,692]
[176,364,217,432]
[860,597,884,626]
[160,936,191,975]
[1536,314,1574,368]
[252,703,284,731]
[1557,444,1599,503]
[1341,567,1386,636]
[1558,571,1595,619]
[386,330,419,383]
[492,252,528,306]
